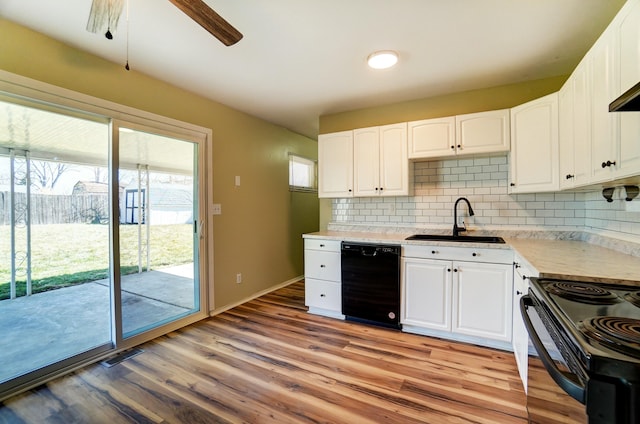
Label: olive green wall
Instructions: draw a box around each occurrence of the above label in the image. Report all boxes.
[317,76,568,229]
[0,19,319,312]
[318,76,567,134]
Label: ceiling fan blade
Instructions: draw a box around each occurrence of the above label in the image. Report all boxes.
[168,0,243,46]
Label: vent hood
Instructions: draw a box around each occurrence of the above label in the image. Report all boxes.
[610,81,640,112]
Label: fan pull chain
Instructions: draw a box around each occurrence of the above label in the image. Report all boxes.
[124,0,130,70]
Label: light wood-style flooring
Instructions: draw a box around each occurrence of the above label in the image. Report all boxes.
[0,281,528,423]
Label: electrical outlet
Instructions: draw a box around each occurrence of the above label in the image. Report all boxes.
[212,203,222,215]
[236,273,242,284]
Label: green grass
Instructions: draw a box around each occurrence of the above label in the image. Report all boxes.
[0,223,193,300]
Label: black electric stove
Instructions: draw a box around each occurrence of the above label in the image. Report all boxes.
[523,278,640,423]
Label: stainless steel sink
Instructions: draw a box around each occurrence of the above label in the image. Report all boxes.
[405,234,506,244]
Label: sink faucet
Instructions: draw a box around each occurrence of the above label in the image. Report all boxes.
[453,197,475,237]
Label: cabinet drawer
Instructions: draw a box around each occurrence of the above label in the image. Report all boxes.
[403,245,513,264]
[304,239,341,252]
[305,250,341,281]
[305,278,341,311]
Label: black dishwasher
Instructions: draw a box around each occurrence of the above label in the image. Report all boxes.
[341,242,401,329]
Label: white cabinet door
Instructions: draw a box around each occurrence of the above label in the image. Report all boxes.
[512,265,530,392]
[590,31,620,183]
[305,278,342,313]
[617,0,640,179]
[571,60,593,186]
[452,261,513,342]
[379,123,410,196]
[304,249,341,282]
[455,109,510,156]
[509,93,559,193]
[353,123,410,197]
[353,127,380,197]
[318,131,353,198]
[559,80,577,189]
[408,117,456,159]
[402,258,452,331]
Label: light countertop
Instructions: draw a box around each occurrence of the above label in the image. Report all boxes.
[304,230,640,286]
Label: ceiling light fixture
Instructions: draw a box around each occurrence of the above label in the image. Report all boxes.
[367,51,398,70]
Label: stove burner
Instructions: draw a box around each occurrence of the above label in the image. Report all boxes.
[545,281,622,305]
[625,291,640,308]
[580,316,640,358]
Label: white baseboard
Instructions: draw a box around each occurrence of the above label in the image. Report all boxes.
[208,275,304,316]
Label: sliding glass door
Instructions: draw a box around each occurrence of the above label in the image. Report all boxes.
[0,92,206,399]
[116,124,200,338]
[0,97,113,384]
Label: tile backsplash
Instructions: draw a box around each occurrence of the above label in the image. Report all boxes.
[331,155,640,242]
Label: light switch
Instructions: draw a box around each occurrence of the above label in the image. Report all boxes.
[212,203,222,215]
[235,176,241,186]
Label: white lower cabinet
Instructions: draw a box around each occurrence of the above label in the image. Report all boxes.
[304,239,344,319]
[452,261,512,342]
[512,256,539,392]
[402,246,514,350]
[403,258,452,331]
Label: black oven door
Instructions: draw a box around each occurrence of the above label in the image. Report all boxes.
[521,295,588,424]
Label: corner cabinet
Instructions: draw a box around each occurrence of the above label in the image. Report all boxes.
[509,93,559,193]
[318,131,353,198]
[353,123,411,197]
[402,245,514,350]
[304,239,344,319]
[407,109,510,160]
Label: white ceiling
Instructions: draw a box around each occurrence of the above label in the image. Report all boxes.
[0,0,627,139]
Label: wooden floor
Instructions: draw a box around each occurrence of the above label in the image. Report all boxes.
[0,281,527,423]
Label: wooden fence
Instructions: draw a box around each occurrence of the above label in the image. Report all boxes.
[0,192,108,225]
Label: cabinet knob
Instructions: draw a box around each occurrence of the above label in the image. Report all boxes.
[472,252,477,257]
[447,268,451,272]
[514,262,520,268]
[450,145,455,150]
[454,268,458,272]
[566,174,574,179]
[320,264,325,268]
[320,293,326,297]
[348,189,352,192]
[457,144,461,149]
[380,187,383,191]
[375,187,379,191]
[516,290,523,295]
[601,160,617,168]
[523,275,527,280]
[319,244,325,247]
[431,250,436,254]
[510,183,515,187]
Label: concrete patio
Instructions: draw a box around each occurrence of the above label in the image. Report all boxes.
[0,264,195,383]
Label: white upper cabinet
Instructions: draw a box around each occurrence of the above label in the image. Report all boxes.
[353,123,410,197]
[558,82,576,189]
[509,93,559,193]
[353,126,380,197]
[408,117,456,158]
[318,130,353,198]
[321,123,410,198]
[616,0,640,179]
[407,109,510,160]
[354,123,410,197]
[571,60,593,187]
[455,109,510,156]
[379,123,411,196]
[590,29,620,183]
